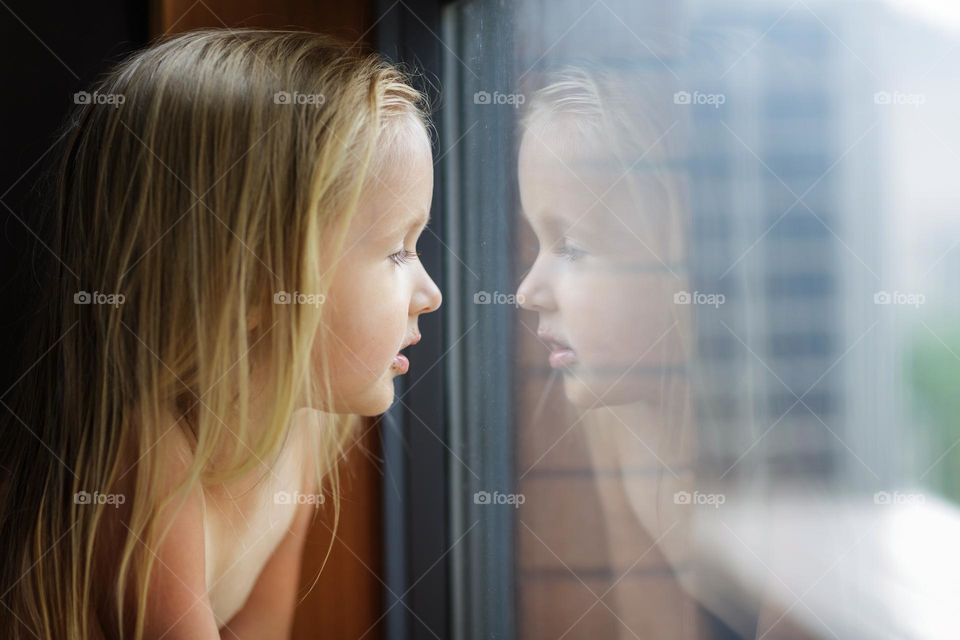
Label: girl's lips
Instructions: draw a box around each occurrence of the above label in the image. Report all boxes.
[392,353,410,374]
[538,328,577,368]
[548,348,577,369]
[391,331,420,375]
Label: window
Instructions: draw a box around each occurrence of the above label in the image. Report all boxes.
[383,0,960,638]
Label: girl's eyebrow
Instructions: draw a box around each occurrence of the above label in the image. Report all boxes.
[373,209,430,241]
[523,207,561,235]
[525,207,600,244]
[406,209,430,233]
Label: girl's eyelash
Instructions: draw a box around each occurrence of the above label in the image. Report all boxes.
[389,249,421,266]
[553,240,587,261]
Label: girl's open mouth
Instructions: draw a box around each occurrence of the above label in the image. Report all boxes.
[392,332,420,375]
[548,347,577,369]
[392,353,410,374]
[538,328,578,369]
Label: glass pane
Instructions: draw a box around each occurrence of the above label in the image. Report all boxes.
[444,0,960,638]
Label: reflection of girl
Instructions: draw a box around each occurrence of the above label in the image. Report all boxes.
[516,66,688,409]
[516,66,767,638]
[0,30,441,639]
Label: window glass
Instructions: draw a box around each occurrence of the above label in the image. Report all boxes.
[443,1,960,638]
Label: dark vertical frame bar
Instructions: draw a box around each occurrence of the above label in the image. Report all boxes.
[443,2,518,639]
[377,1,519,638]
[376,1,451,639]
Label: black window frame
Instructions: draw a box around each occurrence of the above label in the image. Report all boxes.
[376,1,519,639]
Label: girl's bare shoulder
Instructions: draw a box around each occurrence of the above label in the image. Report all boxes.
[99,414,220,638]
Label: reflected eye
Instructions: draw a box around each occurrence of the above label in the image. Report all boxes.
[389,248,421,266]
[553,239,587,262]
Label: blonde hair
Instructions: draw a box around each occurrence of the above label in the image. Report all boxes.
[0,28,428,639]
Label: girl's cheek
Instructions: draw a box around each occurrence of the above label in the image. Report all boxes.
[561,271,627,362]
[554,274,591,352]
[573,273,679,369]
[363,281,408,364]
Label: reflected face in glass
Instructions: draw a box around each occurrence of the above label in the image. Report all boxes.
[320,120,443,416]
[516,118,685,408]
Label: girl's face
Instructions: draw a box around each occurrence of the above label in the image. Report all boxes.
[321,121,442,415]
[516,121,685,408]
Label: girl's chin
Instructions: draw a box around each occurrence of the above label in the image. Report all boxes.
[561,375,602,409]
[561,372,650,409]
[357,378,397,416]
[316,379,395,417]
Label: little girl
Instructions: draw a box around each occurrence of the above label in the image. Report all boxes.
[0,29,441,639]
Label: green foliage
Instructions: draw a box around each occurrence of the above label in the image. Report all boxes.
[907,321,960,500]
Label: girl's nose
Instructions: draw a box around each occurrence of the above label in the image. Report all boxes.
[412,268,442,315]
[517,257,554,313]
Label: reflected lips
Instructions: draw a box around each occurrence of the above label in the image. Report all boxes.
[548,348,577,369]
[538,328,578,369]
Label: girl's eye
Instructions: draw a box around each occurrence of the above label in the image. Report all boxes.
[553,239,587,262]
[389,248,421,266]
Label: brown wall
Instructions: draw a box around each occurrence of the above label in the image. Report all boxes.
[293,423,384,639]
[151,1,372,45]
